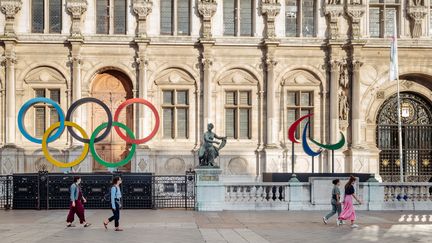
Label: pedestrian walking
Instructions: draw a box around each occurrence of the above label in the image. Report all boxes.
[66,176,91,228]
[338,176,362,228]
[322,179,342,225]
[103,176,123,231]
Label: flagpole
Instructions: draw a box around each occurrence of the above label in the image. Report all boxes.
[397,77,403,183]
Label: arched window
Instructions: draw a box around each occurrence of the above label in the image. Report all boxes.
[216,69,259,141]
[154,69,197,140]
[280,70,321,140]
[369,0,400,38]
[23,67,67,142]
[285,0,315,37]
[160,0,191,35]
[223,0,254,36]
[96,0,127,34]
[31,0,62,33]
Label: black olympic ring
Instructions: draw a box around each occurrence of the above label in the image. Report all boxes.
[65,97,113,143]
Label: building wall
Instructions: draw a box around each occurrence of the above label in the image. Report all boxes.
[1,0,432,180]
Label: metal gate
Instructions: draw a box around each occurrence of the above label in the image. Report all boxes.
[10,171,196,210]
[377,92,432,182]
[0,175,12,209]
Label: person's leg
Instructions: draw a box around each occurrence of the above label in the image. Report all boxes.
[66,204,76,225]
[324,203,337,220]
[108,209,116,222]
[114,207,120,228]
[75,201,86,224]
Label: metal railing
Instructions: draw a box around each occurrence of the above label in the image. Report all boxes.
[0,175,12,209]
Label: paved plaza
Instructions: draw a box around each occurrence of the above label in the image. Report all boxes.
[0,210,431,243]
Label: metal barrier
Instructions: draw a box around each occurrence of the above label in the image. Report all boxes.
[11,171,195,210]
[0,175,12,209]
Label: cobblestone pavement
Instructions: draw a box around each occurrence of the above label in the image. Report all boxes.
[0,210,431,243]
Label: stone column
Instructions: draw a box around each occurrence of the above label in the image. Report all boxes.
[3,45,17,144]
[135,41,150,140]
[345,3,366,39]
[66,0,88,38]
[69,41,83,146]
[407,4,427,38]
[264,42,279,147]
[260,0,281,40]
[198,0,217,41]
[0,0,22,37]
[324,3,344,40]
[197,1,217,127]
[351,59,363,147]
[201,50,213,126]
[132,0,153,39]
[329,59,340,145]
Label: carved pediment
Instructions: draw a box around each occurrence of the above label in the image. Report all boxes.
[218,69,258,86]
[154,68,195,85]
[24,67,66,84]
[282,70,320,86]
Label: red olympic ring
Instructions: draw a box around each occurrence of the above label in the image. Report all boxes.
[114,98,160,144]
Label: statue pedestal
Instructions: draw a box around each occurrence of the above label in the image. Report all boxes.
[195,167,224,211]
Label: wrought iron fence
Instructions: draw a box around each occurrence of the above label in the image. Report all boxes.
[0,175,12,209]
[377,125,432,182]
[10,171,196,210]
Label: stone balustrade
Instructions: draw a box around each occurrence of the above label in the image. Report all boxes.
[224,183,289,210]
[383,183,432,202]
[217,181,432,211]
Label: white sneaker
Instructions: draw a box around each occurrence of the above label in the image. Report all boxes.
[323,217,328,224]
[351,224,359,228]
[337,220,342,226]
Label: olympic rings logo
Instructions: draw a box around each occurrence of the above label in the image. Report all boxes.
[288,114,345,156]
[17,97,160,168]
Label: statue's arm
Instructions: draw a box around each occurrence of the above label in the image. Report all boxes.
[214,134,226,140]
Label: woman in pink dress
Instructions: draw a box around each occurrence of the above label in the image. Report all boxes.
[338,176,362,228]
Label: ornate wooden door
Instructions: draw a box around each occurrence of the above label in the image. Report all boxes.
[90,72,133,172]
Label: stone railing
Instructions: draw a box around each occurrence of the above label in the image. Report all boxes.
[383,183,432,202]
[219,181,432,211]
[224,183,289,210]
[380,183,432,210]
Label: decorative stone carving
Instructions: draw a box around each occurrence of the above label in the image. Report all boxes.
[345,4,366,39]
[338,59,349,121]
[0,0,22,37]
[66,0,88,38]
[328,0,341,4]
[260,0,281,39]
[324,4,344,40]
[198,0,217,40]
[132,0,153,38]
[407,3,427,38]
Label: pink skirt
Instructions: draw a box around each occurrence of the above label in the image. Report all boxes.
[338,194,356,221]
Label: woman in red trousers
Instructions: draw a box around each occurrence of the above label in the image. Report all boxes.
[66,176,91,228]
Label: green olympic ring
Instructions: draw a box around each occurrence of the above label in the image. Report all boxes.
[90,122,137,168]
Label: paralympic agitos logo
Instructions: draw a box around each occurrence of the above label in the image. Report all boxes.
[288,114,345,156]
[17,97,160,168]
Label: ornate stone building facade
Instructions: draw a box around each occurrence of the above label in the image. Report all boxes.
[1,0,432,182]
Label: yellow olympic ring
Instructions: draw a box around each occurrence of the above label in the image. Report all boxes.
[42,121,89,168]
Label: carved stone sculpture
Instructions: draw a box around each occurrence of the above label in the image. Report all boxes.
[261,0,281,40]
[132,0,153,39]
[66,0,88,38]
[339,88,349,121]
[407,2,427,38]
[324,4,344,40]
[198,123,227,167]
[198,0,217,40]
[345,4,366,39]
[0,0,22,37]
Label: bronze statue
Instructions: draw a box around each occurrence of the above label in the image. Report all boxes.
[198,123,227,167]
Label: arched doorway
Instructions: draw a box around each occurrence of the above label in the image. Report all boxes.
[90,70,133,172]
[376,92,432,182]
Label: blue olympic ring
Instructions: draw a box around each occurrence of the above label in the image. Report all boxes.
[17,97,65,144]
